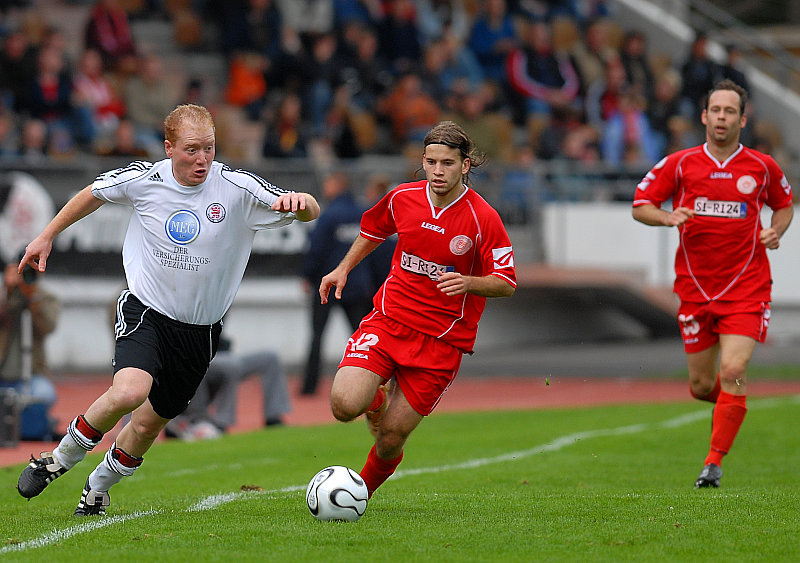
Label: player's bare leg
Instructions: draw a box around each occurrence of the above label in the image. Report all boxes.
[330,366,385,422]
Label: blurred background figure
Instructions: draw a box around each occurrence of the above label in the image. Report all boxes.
[0,255,62,441]
[300,170,375,395]
[165,328,291,440]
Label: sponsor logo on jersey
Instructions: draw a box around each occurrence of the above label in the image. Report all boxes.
[492,246,514,269]
[165,210,201,244]
[736,174,757,195]
[781,175,791,195]
[421,221,445,234]
[206,203,226,223]
[449,235,472,255]
[678,313,700,343]
[401,251,452,280]
[709,171,732,179]
[148,172,164,182]
[637,171,656,191]
[693,197,746,218]
[653,156,668,169]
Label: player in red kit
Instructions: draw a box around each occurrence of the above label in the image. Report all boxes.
[319,121,516,497]
[632,79,793,488]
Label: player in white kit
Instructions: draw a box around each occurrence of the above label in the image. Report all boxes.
[16,104,319,515]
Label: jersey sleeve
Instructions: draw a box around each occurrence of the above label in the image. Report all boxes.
[360,189,397,242]
[227,168,296,230]
[91,161,153,205]
[633,154,679,208]
[479,207,517,288]
[764,155,794,210]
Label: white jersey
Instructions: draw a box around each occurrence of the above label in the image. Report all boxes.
[92,159,296,324]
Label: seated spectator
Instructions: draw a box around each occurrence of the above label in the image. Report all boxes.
[94,117,150,157]
[444,84,512,163]
[506,18,581,147]
[73,48,126,148]
[336,23,393,113]
[84,0,137,75]
[680,31,716,120]
[416,0,470,45]
[718,44,750,97]
[647,67,683,153]
[262,92,308,158]
[16,118,48,162]
[377,0,423,74]
[467,0,517,86]
[584,55,628,131]
[620,29,654,103]
[377,71,441,147]
[600,87,662,166]
[123,53,178,156]
[570,17,616,93]
[223,51,270,121]
[164,331,291,440]
[0,255,62,441]
[215,0,283,57]
[0,30,38,111]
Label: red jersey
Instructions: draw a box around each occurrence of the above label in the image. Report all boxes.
[360,180,517,353]
[633,143,793,303]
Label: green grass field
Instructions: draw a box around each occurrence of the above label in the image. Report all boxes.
[2,396,799,562]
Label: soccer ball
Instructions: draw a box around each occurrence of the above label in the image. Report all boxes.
[306,465,369,522]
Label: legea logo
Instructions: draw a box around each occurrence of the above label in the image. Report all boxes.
[165,210,201,245]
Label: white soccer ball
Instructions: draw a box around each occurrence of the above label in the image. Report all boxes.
[306,465,369,522]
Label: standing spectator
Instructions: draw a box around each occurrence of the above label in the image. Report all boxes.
[632,80,794,489]
[84,0,137,74]
[0,30,39,111]
[215,0,283,57]
[377,72,441,147]
[223,51,270,121]
[467,0,518,86]
[647,67,689,153]
[73,48,126,148]
[584,55,628,131]
[318,121,516,498]
[620,29,654,102]
[570,18,615,94]
[377,0,423,74]
[15,104,319,515]
[600,87,662,166]
[301,171,375,395]
[718,44,750,96]
[680,32,717,120]
[0,256,61,441]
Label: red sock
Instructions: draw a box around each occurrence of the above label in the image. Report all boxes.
[365,386,386,414]
[690,373,721,403]
[360,445,403,497]
[705,390,747,466]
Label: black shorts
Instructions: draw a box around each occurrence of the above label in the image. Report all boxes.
[113,290,222,419]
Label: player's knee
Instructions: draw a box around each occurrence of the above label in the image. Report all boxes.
[129,417,165,442]
[107,386,148,414]
[329,395,361,422]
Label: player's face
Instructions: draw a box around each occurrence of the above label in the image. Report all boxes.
[422,143,469,205]
[702,89,746,147]
[165,120,216,186]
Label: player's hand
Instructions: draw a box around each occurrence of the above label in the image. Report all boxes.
[18,236,52,275]
[667,207,695,226]
[272,192,307,213]
[437,271,467,296]
[759,227,781,249]
[319,269,347,304]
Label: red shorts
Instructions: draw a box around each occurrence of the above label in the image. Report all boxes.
[338,310,462,416]
[677,300,771,353]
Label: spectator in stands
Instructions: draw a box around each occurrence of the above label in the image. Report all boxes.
[444,84,512,164]
[0,255,62,441]
[215,0,283,58]
[467,0,517,86]
[718,44,750,97]
[0,30,38,111]
[262,92,308,158]
[647,67,685,153]
[302,32,345,136]
[165,329,291,439]
[277,0,334,39]
[0,111,19,157]
[16,119,48,162]
[333,0,382,27]
[223,51,270,121]
[620,29,654,103]
[301,171,376,395]
[377,0,423,74]
[570,17,615,94]
[84,0,137,75]
[416,0,470,45]
[680,31,717,119]
[73,48,126,148]
[94,117,150,157]
[584,55,628,131]
[123,53,178,156]
[505,17,580,143]
[600,86,662,166]
[337,23,392,114]
[377,71,441,147]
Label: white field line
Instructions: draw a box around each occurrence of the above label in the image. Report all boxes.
[5,395,798,554]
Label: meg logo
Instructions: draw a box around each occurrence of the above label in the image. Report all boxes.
[165,210,201,245]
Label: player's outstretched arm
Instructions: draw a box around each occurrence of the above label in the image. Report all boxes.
[19,184,105,274]
[271,192,320,222]
[437,272,515,298]
[632,203,694,227]
[319,235,380,304]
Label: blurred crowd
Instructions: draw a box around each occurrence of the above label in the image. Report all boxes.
[0,0,790,171]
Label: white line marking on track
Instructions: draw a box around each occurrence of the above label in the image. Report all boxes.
[8,395,799,552]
